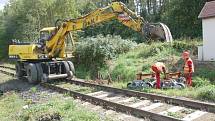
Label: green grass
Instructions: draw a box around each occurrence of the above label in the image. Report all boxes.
[0,92,110,121]
[97,40,201,82]
[77,39,215,102]
[0,92,25,121]
[167,112,183,119]
[19,97,104,121]
[55,82,96,94]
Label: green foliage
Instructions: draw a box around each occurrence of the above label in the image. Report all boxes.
[93,39,202,82]
[0,92,25,121]
[172,41,200,55]
[19,97,103,121]
[0,0,97,59]
[161,0,212,38]
[30,87,38,93]
[81,20,145,43]
[194,65,215,84]
[75,35,136,77]
[137,43,170,58]
[0,11,7,59]
[167,112,183,119]
[197,85,215,102]
[192,77,210,87]
[0,92,108,121]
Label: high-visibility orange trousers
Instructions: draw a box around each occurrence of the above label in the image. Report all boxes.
[185,73,192,87]
[152,66,161,89]
[155,72,161,89]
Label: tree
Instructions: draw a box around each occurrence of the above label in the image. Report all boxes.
[161,0,213,38]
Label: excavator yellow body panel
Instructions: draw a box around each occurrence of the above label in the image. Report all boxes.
[9,44,38,60]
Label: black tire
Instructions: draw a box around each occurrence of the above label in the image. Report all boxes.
[67,61,75,74]
[67,71,73,80]
[153,82,163,88]
[35,63,43,82]
[146,82,153,88]
[41,74,48,83]
[127,83,132,87]
[16,62,24,78]
[63,61,73,79]
[26,63,38,84]
[175,83,185,89]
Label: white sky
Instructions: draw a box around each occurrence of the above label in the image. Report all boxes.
[0,0,9,10]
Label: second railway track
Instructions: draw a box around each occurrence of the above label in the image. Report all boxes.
[0,65,215,121]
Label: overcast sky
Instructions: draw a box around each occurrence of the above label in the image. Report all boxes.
[0,0,9,10]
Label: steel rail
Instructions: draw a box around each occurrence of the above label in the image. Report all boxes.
[0,68,15,77]
[67,79,215,113]
[0,65,16,70]
[0,66,214,114]
[0,68,181,121]
[41,82,182,121]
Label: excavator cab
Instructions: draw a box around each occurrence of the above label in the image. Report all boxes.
[39,27,57,44]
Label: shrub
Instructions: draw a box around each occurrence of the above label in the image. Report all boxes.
[137,43,168,58]
[197,85,215,102]
[192,77,210,87]
[172,40,200,55]
[194,67,215,84]
[75,34,137,78]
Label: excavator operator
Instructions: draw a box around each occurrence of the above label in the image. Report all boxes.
[182,51,194,87]
[151,62,167,89]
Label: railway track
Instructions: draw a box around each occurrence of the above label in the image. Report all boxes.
[0,65,16,76]
[0,65,215,121]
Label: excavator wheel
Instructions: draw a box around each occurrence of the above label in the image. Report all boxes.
[35,63,43,82]
[15,62,24,79]
[41,74,48,83]
[67,61,75,74]
[26,63,38,84]
[63,61,73,80]
[67,71,74,80]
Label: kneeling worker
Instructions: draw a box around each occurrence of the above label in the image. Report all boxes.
[151,62,167,89]
[182,51,194,87]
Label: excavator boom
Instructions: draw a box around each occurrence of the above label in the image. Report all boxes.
[8,2,173,84]
[45,2,172,58]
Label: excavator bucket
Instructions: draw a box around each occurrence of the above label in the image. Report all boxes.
[143,23,173,42]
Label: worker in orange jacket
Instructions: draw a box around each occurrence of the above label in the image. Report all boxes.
[151,62,167,89]
[182,51,194,87]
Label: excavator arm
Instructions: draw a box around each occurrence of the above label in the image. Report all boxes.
[45,2,173,58]
[8,2,173,84]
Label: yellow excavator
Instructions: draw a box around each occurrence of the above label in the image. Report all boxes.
[8,2,173,83]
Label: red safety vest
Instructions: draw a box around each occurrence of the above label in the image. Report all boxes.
[184,58,194,74]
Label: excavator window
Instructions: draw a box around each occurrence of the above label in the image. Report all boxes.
[40,31,50,41]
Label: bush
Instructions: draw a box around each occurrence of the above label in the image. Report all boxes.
[192,77,210,87]
[172,40,201,55]
[194,67,215,84]
[197,85,215,102]
[75,34,137,78]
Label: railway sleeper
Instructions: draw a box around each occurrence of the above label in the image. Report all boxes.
[15,60,75,84]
